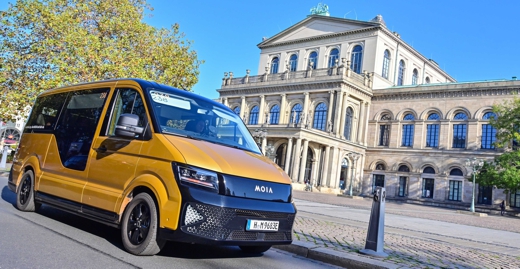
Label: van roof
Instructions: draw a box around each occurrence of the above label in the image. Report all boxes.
[39,78,229,111]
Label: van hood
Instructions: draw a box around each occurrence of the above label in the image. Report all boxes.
[164,136,291,185]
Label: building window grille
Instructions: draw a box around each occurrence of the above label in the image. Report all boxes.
[309,51,318,69]
[412,69,418,85]
[290,103,303,124]
[481,112,497,149]
[382,50,390,79]
[233,106,240,116]
[401,113,414,147]
[249,106,259,125]
[372,174,385,194]
[313,102,327,130]
[270,57,279,74]
[448,180,462,201]
[350,45,363,74]
[269,105,280,125]
[397,60,405,86]
[450,168,463,176]
[289,54,298,72]
[328,48,339,68]
[511,189,520,208]
[453,124,467,148]
[398,176,408,197]
[379,125,390,146]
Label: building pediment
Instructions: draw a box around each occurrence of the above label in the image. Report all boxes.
[258,15,380,48]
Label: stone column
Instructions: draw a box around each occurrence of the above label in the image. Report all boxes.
[357,101,365,143]
[223,97,228,107]
[303,92,310,114]
[322,146,331,186]
[259,95,266,124]
[439,120,450,149]
[327,90,335,128]
[363,102,370,146]
[467,120,479,150]
[240,96,246,120]
[329,147,340,188]
[298,139,309,183]
[284,137,293,174]
[291,138,302,181]
[334,91,344,135]
[280,94,287,124]
[338,93,349,138]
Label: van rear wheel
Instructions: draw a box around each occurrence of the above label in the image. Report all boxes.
[121,193,165,255]
[239,245,272,254]
[16,170,39,212]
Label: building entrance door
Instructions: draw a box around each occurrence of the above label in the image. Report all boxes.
[478,185,492,205]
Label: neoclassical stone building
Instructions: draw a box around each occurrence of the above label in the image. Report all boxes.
[217,13,519,207]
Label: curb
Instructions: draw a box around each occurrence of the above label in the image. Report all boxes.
[273,241,403,269]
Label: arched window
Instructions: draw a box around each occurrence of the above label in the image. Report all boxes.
[344,107,353,140]
[397,60,405,86]
[328,48,339,68]
[382,50,390,79]
[453,112,468,148]
[249,106,259,125]
[425,77,431,84]
[270,57,279,74]
[423,167,435,174]
[313,102,327,130]
[426,112,440,148]
[375,164,385,170]
[378,113,391,146]
[402,113,414,147]
[308,51,318,69]
[233,106,240,115]
[482,111,497,149]
[398,165,410,172]
[289,54,298,72]
[412,69,418,85]
[269,105,280,125]
[290,103,303,124]
[350,45,363,74]
[450,168,463,176]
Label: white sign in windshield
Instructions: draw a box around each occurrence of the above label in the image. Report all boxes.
[150,90,191,110]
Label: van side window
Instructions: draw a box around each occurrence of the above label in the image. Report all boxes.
[106,88,149,138]
[24,93,68,133]
[55,88,110,171]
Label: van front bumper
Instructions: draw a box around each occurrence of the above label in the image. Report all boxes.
[159,187,296,246]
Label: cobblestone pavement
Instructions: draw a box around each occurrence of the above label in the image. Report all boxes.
[292,190,520,269]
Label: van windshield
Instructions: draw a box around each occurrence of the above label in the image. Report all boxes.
[147,89,261,154]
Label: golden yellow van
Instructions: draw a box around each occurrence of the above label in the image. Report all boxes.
[8,79,296,255]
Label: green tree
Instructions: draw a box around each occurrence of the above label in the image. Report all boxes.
[477,97,520,204]
[0,0,203,122]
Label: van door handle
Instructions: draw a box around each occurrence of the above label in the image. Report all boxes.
[95,145,107,153]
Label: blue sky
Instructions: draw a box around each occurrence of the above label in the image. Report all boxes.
[2,0,520,99]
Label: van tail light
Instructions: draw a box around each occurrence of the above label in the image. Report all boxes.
[176,165,218,192]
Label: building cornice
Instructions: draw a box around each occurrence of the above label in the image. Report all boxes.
[372,81,520,102]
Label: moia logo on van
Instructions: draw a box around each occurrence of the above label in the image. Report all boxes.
[255,185,273,193]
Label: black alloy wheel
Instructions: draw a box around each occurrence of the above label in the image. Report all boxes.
[16,170,39,212]
[121,192,165,255]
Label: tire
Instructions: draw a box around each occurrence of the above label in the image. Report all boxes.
[121,192,165,256]
[239,245,272,254]
[16,170,38,212]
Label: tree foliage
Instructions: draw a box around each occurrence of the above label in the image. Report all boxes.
[477,96,520,200]
[0,0,203,121]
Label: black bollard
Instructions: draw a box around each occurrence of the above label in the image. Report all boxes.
[359,186,388,257]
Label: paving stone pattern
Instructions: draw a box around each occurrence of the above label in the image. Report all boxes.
[293,190,520,269]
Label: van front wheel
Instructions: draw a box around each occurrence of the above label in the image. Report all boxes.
[121,193,165,256]
[16,170,38,212]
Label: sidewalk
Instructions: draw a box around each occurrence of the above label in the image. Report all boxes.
[0,162,11,177]
[273,190,520,269]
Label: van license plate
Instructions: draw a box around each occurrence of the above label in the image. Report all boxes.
[246,220,279,231]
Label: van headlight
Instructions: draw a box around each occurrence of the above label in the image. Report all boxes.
[176,165,218,192]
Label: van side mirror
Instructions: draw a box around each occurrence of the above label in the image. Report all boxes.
[115,114,144,138]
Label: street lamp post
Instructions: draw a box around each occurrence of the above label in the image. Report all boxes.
[348,153,360,196]
[465,157,484,213]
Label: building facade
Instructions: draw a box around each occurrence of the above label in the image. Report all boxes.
[217,13,519,207]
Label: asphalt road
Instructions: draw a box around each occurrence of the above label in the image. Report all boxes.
[0,176,339,269]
